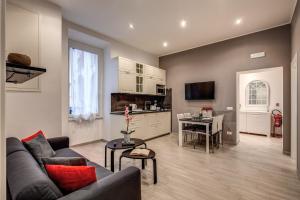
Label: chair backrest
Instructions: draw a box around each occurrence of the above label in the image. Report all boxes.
[183,113,192,118]
[217,114,224,131]
[212,117,218,134]
[177,113,185,120]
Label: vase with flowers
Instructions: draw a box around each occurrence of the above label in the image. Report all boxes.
[121,106,135,145]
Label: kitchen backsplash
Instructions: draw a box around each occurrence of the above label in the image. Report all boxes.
[111,93,171,112]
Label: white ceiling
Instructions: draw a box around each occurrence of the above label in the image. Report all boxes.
[48,0,297,56]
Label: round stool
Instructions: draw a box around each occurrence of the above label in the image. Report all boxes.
[119,149,157,184]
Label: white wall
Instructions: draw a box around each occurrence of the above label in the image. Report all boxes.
[2,0,158,145]
[239,67,283,112]
[0,0,6,199]
[5,0,62,139]
[62,21,159,145]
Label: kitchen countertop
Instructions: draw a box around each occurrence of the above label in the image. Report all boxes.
[110,109,171,115]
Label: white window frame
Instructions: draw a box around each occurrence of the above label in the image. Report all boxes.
[68,40,104,120]
[245,80,269,109]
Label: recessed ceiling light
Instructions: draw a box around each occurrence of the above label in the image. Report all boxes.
[235,18,242,25]
[180,20,187,28]
[163,42,168,47]
[129,23,134,29]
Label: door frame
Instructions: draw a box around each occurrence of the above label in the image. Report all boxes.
[0,0,6,199]
[291,53,298,163]
[236,67,283,145]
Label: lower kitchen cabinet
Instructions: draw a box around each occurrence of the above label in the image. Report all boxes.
[110,112,171,140]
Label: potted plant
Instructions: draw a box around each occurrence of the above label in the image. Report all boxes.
[121,106,135,145]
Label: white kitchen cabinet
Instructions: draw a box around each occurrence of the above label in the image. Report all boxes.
[144,65,155,77]
[112,57,166,95]
[118,71,136,93]
[110,112,171,140]
[239,111,271,136]
[119,57,136,73]
[157,70,166,85]
[144,76,157,95]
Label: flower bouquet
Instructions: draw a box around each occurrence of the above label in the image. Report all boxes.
[121,106,135,145]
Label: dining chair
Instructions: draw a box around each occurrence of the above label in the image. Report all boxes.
[217,115,224,147]
[210,116,219,153]
[177,113,193,143]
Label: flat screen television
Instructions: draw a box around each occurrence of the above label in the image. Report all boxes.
[185,81,215,100]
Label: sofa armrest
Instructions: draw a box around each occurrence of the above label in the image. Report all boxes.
[58,166,141,200]
[47,137,69,151]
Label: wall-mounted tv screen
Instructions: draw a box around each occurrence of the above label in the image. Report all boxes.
[185,81,215,100]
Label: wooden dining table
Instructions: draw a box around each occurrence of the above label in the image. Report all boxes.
[178,117,214,153]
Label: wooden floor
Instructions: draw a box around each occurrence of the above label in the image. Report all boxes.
[72,134,300,200]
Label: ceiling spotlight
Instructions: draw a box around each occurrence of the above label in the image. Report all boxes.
[235,18,242,25]
[163,42,168,47]
[129,23,134,29]
[180,20,187,28]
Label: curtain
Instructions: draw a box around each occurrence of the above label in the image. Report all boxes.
[69,48,99,121]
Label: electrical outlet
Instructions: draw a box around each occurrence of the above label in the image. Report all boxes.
[227,131,232,135]
[226,107,233,111]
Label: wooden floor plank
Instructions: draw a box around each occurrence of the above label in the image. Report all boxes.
[72,133,300,200]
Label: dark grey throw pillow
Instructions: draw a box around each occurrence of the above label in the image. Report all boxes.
[42,157,87,166]
[22,132,56,171]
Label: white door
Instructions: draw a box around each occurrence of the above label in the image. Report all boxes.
[291,53,297,161]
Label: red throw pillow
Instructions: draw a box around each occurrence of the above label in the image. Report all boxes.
[21,130,45,142]
[45,165,97,192]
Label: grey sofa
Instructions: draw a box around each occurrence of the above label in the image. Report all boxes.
[6,137,141,200]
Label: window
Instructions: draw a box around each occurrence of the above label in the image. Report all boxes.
[69,45,100,120]
[246,80,269,107]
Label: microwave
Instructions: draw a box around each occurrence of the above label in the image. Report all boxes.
[156,84,166,95]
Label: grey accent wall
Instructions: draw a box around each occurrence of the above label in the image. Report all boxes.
[160,25,291,150]
[291,0,300,178]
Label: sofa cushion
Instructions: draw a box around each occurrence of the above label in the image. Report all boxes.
[22,130,56,170]
[88,161,113,180]
[6,137,28,156]
[42,157,87,166]
[7,149,63,200]
[54,148,112,180]
[45,165,97,193]
[55,148,85,158]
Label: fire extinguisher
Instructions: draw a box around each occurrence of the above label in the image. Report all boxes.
[272,109,282,127]
[272,109,282,137]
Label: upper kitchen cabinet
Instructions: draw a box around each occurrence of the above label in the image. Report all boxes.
[118,57,136,73]
[112,57,166,95]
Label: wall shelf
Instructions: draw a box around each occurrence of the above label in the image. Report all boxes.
[6,62,46,84]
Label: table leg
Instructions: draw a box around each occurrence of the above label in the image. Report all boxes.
[104,145,107,168]
[119,156,123,171]
[142,159,145,169]
[110,150,115,172]
[206,124,209,154]
[178,122,183,147]
[153,158,157,184]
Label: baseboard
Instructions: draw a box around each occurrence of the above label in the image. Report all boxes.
[145,133,170,141]
[71,139,102,147]
[240,132,267,137]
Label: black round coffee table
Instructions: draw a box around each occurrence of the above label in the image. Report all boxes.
[105,138,147,172]
[119,149,157,184]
